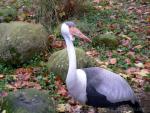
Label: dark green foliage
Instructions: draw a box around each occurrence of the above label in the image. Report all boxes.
[35,0,88,33]
[0,7,17,22]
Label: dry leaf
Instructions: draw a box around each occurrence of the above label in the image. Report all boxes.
[68,98,78,105]
[109,58,117,65]
[6,84,16,90]
[15,68,33,81]
[14,81,23,88]
[86,50,99,57]
[134,45,143,49]
[135,62,144,68]
[95,58,106,65]
[0,92,8,97]
[0,74,4,79]
[122,39,130,46]
[136,69,149,77]
[57,85,67,96]
[51,40,65,48]
[120,34,131,40]
[146,16,150,23]
[34,83,42,90]
[125,58,131,65]
[126,67,140,75]
[57,104,66,112]
[93,0,102,3]
[55,76,68,96]
[119,73,130,79]
[144,62,150,69]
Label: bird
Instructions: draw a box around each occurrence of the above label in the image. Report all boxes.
[61,21,143,113]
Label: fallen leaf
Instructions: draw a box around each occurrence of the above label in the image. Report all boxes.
[34,83,42,90]
[136,9,142,15]
[134,45,143,49]
[86,50,99,57]
[122,39,130,46]
[51,40,65,48]
[14,81,23,88]
[6,84,16,90]
[120,34,131,40]
[135,62,144,68]
[109,58,117,65]
[146,16,150,23]
[126,67,140,75]
[0,74,4,79]
[15,68,33,81]
[136,69,149,77]
[106,51,112,57]
[93,0,102,3]
[57,104,66,112]
[95,58,106,66]
[108,24,117,30]
[57,85,68,96]
[0,92,8,97]
[73,105,82,113]
[144,62,150,69]
[125,58,131,65]
[127,52,135,57]
[55,77,68,96]
[119,73,130,79]
[128,6,135,10]
[68,98,78,105]
[94,6,103,10]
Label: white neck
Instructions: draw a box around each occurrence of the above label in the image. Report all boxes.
[63,34,77,87]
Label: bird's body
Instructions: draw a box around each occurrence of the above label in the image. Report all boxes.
[61,22,143,113]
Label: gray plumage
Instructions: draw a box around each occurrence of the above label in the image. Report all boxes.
[83,67,136,104]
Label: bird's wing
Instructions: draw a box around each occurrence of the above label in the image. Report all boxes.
[83,67,136,103]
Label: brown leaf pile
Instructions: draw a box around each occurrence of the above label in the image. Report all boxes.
[6,68,41,91]
[55,76,68,97]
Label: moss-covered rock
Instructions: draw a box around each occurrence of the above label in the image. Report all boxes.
[92,33,119,49]
[47,48,98,81]
[0,22,48,64]
[1,88,56,113]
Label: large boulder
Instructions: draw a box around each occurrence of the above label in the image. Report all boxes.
[92,33,119,49]
[1,88,56,113]
[47,48,98,81]
[0,22,48,64]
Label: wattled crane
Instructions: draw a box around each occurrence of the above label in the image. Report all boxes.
[61,21,143,113]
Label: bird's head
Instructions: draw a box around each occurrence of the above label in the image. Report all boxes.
[61,21,92,42]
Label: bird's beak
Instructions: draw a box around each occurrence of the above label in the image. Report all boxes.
[69,27,92,43]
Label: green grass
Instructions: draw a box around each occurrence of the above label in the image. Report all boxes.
[0,64,14,75]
